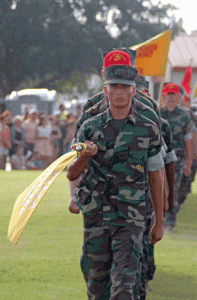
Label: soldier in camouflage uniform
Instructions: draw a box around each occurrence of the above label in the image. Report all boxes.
[160,83,193,233]
[69,63,165,299]
[140,117,177,299]
[67,50,164,300]
[176,89,197,206]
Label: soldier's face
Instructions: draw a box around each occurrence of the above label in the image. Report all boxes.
[104,84,136,109]
[166,93,179,106]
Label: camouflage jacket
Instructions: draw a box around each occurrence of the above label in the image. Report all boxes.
[160,105,192,161]
[161,118,173,153]
[136,89,161,118]
[161,117,177,165]
[82,92,104,113]
[75,107,162,227]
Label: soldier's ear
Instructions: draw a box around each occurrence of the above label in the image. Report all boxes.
[101,67,105,80]
[132,86,136,95]
[104,86,107,95]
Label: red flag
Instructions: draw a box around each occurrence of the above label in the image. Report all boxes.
[181,66,191,95]
[184,95,189,103]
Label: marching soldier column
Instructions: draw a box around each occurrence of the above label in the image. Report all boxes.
[67,49,196,300]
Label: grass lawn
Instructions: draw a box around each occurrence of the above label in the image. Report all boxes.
[0,170,197,299]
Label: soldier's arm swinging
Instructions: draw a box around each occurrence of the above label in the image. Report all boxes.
[68,178,81,214]
[67,141,98,181]
[183,138,192,176]
[165,161,175,212]
[148,168,164,245]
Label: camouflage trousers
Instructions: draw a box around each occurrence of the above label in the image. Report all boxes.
[138,207,155,300]
[178,174,191,205]
[80,221,145,300]
[179,159,197,205]
[164,164,183,226]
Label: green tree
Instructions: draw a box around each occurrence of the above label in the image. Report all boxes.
[0,0,184,98]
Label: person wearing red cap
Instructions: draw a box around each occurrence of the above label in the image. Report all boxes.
[161,83,193,233]
[67,50,164,300]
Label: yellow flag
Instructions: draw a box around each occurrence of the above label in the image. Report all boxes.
[8,145,85,245]
[131,29,172,77]
[192,80,197,98]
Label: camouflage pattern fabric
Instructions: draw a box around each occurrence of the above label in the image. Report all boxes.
[136,89,161,119]
[164,163,183,226]
[177,108,197,205]
[179,159,197,205]
[76,90,162,299]
[138,201,153,300]
[139,118,175,299]
[75,107,162,299]
[160,105,192,226]
[75,107,161,226]
[160,105,192,167]
[146,236,156,281]
[82,92,105,114]
[190,159,197,184]
[133,92,154,110]
[160,118,173,153]
[103,64,138,86]
[81,225,143,300]
[178,174,191,205]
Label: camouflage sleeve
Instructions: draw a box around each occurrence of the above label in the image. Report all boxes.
[164,150,177,165]
[75,111,90,137]
[147,152,164,172]
[147,123,162,158]
[76,122,88,143]
[82,99,96,113]
[183,113,193,138]
[164,123,173,153]
[161,144,167,159]
[184,132,192,141]
[82,93,104,113]
[192,123,197,133]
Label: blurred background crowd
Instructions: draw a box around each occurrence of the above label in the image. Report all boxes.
[0,103,82,171]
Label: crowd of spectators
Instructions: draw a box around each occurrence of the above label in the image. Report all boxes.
[0,104,82,170]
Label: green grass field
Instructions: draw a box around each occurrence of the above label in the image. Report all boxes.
[0,170,197,299]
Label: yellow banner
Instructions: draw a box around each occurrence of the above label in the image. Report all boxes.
[131,29,172,77]
[192,80,197,98]
[8,148,82,244]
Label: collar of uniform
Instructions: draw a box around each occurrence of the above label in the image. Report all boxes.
[162,105,179,114]
[104,105,136,125]
[128,106,137,125]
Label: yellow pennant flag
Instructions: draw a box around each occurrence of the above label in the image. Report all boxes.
[192,80,197,99]
[8,143,86,244]
[131,29,172,77]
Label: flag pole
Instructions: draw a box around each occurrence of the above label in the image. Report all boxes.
[158,21,175,109]
[158,77,165,109]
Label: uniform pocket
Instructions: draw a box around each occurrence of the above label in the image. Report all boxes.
[116,186,146,222]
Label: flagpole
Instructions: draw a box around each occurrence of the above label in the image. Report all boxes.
[158,77,165,109]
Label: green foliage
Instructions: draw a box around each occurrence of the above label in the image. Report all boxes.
[0,0,184,98]
[0,170,196,299]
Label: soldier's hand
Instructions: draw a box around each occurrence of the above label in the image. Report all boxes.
[83,141,98,157]
[149,219,163,245]
[167,194,174,212]
[183,164,191,177]
[68,198,80,214]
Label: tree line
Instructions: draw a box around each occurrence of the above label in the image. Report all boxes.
[0,0,184,98]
